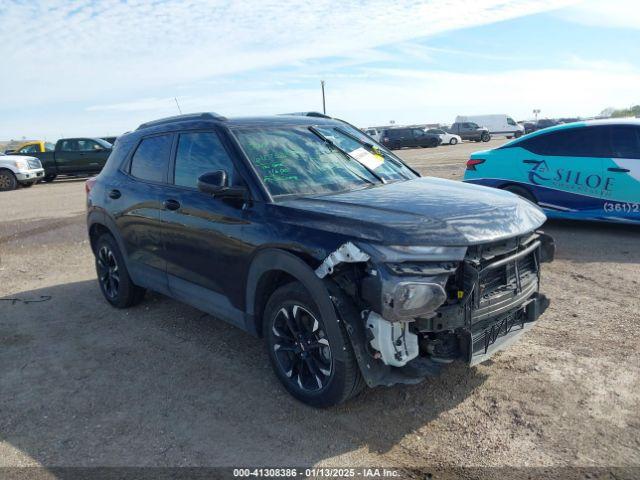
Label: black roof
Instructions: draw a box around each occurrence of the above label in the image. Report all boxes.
[131,112,342,136]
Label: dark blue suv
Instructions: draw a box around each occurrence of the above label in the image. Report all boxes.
[86,112,554,407]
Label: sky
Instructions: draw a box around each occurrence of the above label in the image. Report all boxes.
[1,0,639,140]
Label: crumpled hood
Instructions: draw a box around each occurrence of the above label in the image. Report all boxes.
[276,177,546,246]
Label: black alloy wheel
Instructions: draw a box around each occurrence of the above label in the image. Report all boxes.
[94,233,145,308]
[97,245,120,300]
[271,303,333,392]
[264,282,364,407]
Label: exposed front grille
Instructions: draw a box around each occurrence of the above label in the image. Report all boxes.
[27,158,42,169]
[464,234,541,323]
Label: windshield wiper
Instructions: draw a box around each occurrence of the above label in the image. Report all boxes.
[308,126,386,185]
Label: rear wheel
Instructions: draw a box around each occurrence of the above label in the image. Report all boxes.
[95,233,145,308]
[503,185,537,204]
[43,174,57,183]
[0,169,18,191]
[449,137,458,145]
[264,282,363,407]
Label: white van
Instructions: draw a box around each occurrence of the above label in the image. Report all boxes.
[455,114,524,138]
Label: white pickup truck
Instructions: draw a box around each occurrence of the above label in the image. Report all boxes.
[0,152,44,191]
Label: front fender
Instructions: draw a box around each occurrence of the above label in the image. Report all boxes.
[244,248,346,362]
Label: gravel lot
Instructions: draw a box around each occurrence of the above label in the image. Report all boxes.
[1,139,639,473]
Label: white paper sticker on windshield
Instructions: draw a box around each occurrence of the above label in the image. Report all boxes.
[349,147,384,170]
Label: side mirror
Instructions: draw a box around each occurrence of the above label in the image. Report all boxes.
[197,170,246,198]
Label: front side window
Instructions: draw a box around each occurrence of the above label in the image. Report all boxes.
[234,126,412,197]
[77,139,102,151]
[507,117,517,126]
[174,131,235,188]
[130,134,172,183]
[412,129,426,139]
[19,144,38,154]
[44,142,55,151]
[60,139,78,151]
[609,126,640,159]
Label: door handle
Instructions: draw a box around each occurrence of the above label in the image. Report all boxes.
[163,199,181,211]
[608,167,630,173]
[108,189,121,199]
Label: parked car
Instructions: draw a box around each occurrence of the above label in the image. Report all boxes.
[379,127,442,149]
[10,140,56,155]
[86,112,554,407]
[463,119,640,224]
[101,136,118,145]
[364,128,381,141]
[534,119,560,131]
[9,137,112,182]
[455,115,524,139]
[0,152,44,191]
[521,122,536,135]
[446,122,491,142]
[425,128,461,145]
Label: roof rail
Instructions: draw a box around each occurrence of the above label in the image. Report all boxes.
[279,111,332,119]
[136,112,226,130]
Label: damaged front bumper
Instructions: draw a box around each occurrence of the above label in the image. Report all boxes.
[319,230,555,388]
[463,292,549,366]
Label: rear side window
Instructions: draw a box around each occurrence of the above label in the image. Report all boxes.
[59,139,78,151]
[174,131,235,188]
[130,134,172,183]
[609,126,640,159]
[518,127,610,157]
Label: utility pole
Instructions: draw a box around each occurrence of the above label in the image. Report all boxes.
[175,97,183,114]
[321,80,326,115]
[533,109,540,122]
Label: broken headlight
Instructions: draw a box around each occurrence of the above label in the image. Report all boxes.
[392,282,447,318]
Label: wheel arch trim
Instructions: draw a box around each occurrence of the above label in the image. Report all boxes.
[245,248,347,361]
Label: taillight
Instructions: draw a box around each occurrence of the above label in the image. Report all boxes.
[85,176,97,196]
[466,159,485,171]
[383,137,389,143]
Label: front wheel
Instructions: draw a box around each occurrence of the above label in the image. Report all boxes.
[503,185,537,204]
[449,137,458,145]
[481,132,491,142]
[0,169,18,191]
[264,282,363,407]
[95,233,146,308]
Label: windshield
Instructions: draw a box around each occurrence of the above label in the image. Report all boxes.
[233,125,416,197]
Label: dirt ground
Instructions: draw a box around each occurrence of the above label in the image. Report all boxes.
[1,138,639,473]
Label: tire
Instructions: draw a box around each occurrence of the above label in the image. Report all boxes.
[481,132,491,142]
[449,137,458,145]
[514,131,523,138]
[391,141,401,150]
[263,282,364,407]
[503,185,537,204]
[94,233,146,308]
[0,169,18,191]
[43,174,57,183]
[507,136,513,140]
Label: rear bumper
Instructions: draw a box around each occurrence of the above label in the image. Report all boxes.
[464,292,549,366]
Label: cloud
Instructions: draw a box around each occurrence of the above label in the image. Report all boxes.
[558,0,640,29]
[0,0,579,111]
